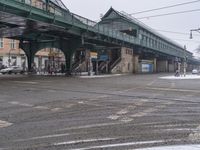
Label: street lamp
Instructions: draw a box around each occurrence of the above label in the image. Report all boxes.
[189,28,200,73]
[190,28,200,39]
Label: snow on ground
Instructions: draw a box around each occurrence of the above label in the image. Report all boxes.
[160,74,200,80]
[136,144,200,150]
[79,74,122,78]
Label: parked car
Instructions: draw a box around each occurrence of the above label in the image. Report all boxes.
[192,69,199,74]
[0,66,24,74]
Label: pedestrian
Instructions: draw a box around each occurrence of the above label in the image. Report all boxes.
[175,69,180,77]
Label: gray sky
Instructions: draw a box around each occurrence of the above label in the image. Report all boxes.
[63,0,200,56]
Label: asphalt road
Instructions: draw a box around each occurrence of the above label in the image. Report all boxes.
[0,73,200,150]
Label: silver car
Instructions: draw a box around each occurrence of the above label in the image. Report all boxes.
[0,66,24,74]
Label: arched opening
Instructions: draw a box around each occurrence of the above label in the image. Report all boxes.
[34,48,66,75]
[0,41,28,71]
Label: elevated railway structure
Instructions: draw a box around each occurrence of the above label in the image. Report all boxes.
[0,0,199,73]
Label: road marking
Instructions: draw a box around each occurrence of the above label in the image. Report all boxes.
[51,107,62,112]
[116,109,128,115]
[120,117,133,123]
[188,125,200,141]
[107,115,120,120]
[154,123,198,128]
[78,101,85,104]
[146,87,200,93]
[147,80,156,86]
[69,140,165,150]
[135,100,146,106]
[63,103,75,108]
[8,101,64,112]
[53,137,117,146]
[131,108,157,117]
[59,122,123,131]
[8,101,19,105]
[16,133,70,142]
[0,120,12,128]
[34,106,49,110]
[108,99,148,122]
[14,81,38,84]
[8,101,33,107]
[164,128,193,132]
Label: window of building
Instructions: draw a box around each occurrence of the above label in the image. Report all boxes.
[0,38,3,48]
[10,39,16,49]
[25,0,31,5]
[0,57,2,62]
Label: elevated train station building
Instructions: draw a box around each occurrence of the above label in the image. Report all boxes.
[0,0,199,74]
[73,7,200,74]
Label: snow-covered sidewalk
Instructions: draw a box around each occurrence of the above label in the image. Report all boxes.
[136,144,200,150]
[160,74,200,80]
[78,74,122,78]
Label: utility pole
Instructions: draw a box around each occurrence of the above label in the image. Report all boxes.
[183,45,187,77]
[190,28,200,71]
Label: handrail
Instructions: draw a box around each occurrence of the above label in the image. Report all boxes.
[110,57,121,70]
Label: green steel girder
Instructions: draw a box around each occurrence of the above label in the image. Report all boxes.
[19,37,82,73]
[0,0,197,61]
[0,0,85,32]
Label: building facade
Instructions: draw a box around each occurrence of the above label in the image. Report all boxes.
[0,38,65,72]
[0,38,24,68]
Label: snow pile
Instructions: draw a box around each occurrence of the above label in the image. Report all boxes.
[160,74,200,80]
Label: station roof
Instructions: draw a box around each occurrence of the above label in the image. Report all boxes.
[50,0,69,11]
[101,7,192,54]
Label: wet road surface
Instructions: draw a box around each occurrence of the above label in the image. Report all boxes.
[0,74,200,149]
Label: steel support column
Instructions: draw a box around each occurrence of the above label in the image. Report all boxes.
[19,41,37,73]
[60,38,82,75]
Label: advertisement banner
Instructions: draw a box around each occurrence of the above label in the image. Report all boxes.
[142,64,153,73]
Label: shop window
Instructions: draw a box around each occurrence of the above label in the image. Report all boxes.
[10,39,16,49]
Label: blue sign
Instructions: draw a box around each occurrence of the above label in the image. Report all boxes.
[142,64,153,73]
[99,55,109,61]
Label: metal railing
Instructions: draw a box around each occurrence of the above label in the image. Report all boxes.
[12,0,137,45]
[3,0,190,58]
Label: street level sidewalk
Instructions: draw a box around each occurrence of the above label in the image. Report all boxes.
[78,74,122,78]
[160,74,200,80]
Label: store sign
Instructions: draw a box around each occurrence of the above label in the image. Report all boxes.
[90,52,97,59]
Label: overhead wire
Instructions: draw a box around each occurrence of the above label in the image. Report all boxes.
[131,0,200,15]
[136,9,200,19]
[155,29,200,36]
[172,38,200,43]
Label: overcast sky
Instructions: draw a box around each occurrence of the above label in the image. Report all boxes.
[63,0,200,56]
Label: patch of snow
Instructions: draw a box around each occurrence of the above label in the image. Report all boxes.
[160,74,200,80]
[79,74,122,78]
[136,144,200,150]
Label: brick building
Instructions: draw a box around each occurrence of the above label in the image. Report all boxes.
[0,38,65,72]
